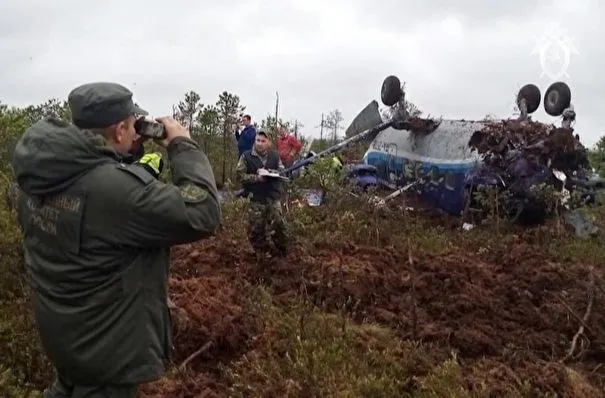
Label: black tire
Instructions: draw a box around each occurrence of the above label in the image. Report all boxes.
[544,82,571,116]
[381,75,403,106]
[516,84,541,114]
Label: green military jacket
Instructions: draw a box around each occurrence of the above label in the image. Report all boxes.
[10,118,221,385]
[236,147,285,202]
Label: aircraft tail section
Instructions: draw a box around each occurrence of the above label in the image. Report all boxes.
[344,100,383,138]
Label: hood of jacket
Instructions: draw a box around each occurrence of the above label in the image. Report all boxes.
[11,118,118,196]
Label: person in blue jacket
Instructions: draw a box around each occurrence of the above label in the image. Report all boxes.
[235,114,256,156]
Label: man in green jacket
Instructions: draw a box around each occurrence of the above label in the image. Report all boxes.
[10,82,221,397]
[236,130,289,260]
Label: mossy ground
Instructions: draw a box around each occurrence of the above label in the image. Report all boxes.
[1,163,605,397]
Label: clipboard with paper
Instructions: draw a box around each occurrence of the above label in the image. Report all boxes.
[258,168,290,181]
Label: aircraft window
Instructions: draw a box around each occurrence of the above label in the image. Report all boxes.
[430,166,440,184]
[445,171,455,190]
[403,162,413,179]
[415,163,423,179]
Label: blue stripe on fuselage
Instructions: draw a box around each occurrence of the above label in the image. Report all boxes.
[363,150,478,215]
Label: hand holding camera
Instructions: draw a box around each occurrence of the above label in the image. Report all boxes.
[135,116,190,147]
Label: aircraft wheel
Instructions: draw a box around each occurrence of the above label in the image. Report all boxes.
[381,75,403,106]
[516,84,541,114]
[544,82,571,116]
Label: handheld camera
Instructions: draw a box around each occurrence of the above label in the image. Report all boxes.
[134,117,167,140]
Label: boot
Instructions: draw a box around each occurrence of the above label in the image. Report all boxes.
[272,244,288,258]
[254,245,273,264]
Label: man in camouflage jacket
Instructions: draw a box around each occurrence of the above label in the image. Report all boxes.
[236,130,289,258]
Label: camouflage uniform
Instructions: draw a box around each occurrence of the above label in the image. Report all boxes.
[236,147,289,257]
[11,82,221,397]
[248,199,288,255]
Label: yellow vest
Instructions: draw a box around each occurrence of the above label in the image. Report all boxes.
[331,156,343,169]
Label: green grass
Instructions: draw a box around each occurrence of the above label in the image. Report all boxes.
[226,287,467,398]
[2,165,605,397]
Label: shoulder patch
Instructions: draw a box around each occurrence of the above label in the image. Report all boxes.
[179,183,209,203]
[21,190,87,255]
[116,163,155,185]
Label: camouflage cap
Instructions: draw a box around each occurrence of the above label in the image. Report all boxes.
[68,82,148,128]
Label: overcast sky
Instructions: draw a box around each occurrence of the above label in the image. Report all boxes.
[1,0,603,146]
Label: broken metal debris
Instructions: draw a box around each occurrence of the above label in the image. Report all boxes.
[468,120,587,173]
[466,119,602,232]
[398,117,441,135]
[462,223,475,231]
[563,210,600,237]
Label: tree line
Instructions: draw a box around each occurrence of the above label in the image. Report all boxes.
[5,90,603,182]
[0,91,348,186]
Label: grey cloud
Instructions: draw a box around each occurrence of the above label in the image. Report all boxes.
[349,0,546,31]
[0,0,603,146]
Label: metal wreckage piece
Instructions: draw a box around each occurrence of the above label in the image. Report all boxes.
[463,82,603,235]
[228,75,604,236]
[344,76,604,235]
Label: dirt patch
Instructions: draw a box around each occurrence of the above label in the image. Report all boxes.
[465,359,604,397]
[246,240,605,395]
[168,275,257,368]
[141,371,228,398]
[140,243,261,397]
[139,207,605,396]
[306,244,603,358]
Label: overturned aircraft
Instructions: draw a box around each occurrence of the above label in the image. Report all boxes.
[286,75,602,231]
